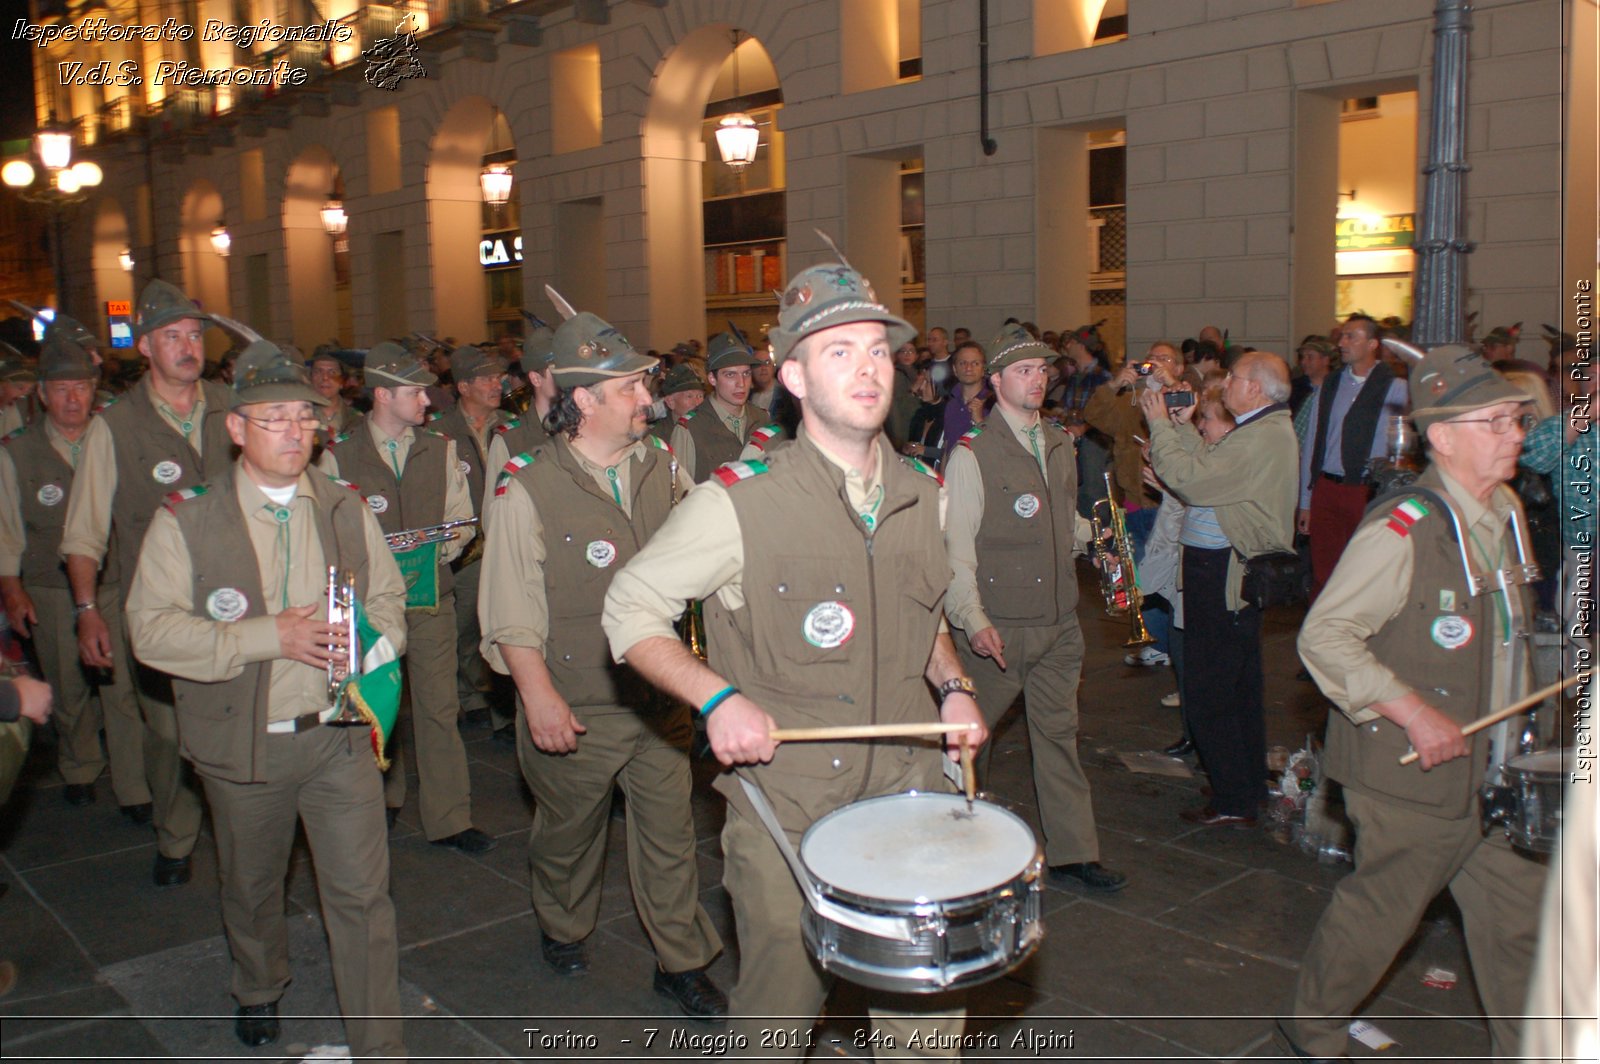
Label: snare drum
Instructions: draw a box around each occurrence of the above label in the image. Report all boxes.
[1501,748,1571,853]
[797,791,1043,994]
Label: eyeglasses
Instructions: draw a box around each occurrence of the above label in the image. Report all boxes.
[237,413,322,433]
[1448,412,1537,434]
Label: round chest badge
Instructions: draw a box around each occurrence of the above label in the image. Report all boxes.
[585,540,617,568]
[36,483,64,507]
[802,600,855,650]
[151,460,182,485]
[206,587,249,622]
[368,494,389,514]
[1431,615,1474,650]
[1013,493,1041,519]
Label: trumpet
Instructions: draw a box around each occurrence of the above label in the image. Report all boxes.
[384,517,479,553]
[1090,472,1155,648]
[324,566,366,726]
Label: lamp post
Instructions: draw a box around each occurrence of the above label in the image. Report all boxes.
[2,113,104,314]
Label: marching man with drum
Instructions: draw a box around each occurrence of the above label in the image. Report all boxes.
[602,252,988,1056]
[943,322,1126,895]
[1280,343,1548,1062]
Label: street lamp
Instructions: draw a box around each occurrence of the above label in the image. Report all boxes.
[479,163,513,208]
[715,32,761,171]
[2,112,105,314]
[119,247,134,272]
[320,199,348,236]
[210,223,231,257]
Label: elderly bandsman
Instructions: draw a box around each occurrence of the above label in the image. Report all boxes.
[479,304,725,1016]
[1281,345,1546,1062]
[648,363,706,445]
[945,323,1126,894]
[0,345,38,437]
[59,279,225,886]
[319,342,494,852]
[126,342,407,1056]
[670,329,761,481]
[307,347,358,445]
[0,335,147,818]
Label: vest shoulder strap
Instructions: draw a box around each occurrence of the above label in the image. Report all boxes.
[493,451,538,498]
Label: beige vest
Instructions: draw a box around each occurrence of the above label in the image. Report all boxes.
[99,379,234,582]
[512,437,674,708]
[327,418,453,596]
[964,420,1080,626]
[705,435,951,835]
[166,472,373,784]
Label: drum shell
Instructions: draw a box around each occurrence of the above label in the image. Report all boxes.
[1501,749,1570,854]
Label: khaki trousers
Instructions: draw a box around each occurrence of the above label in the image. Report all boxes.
[29,584,148,803]
[957,615,1099,864]
[514,700,720,972]
[721,808,965,1059]
[384,596,473,840]
[119,592,203,858]
[200,724,404,1059]
[450,560,492,715]
[1286,789,1545,1058]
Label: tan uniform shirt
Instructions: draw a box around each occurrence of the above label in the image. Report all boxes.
[0,402,24,438]
[480,440,694,668]
[669,395,753,481]
[126,467,407,724]
[317,421,475,565]
[59,379,215,565]
[604,433,946,662]
[0,419,87,576]
[1299,469,1522,725]
[943,405,1094,635]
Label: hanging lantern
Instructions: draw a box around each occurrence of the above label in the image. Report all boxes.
[320,198,348,236]
[716,113,760,170]
[479,163,514,207]
[119,247,134,272]
[210,224,231,257]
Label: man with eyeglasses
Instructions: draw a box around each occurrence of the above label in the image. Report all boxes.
[59,279,224,886]
[1281,345,1546,1064]
[125,342,407,1056]
[670,330,761,482]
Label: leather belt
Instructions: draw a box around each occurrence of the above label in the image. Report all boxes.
[1319,471,1365,486]
[266,709,332,735]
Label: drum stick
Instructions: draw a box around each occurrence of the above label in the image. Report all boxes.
[1398,670,1592,766]
[769,722,980,742]
[961,738,976,809]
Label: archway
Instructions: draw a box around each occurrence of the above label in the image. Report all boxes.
[641,25,782,348]
[90,197,134,344]
[282,145,350,349]
[179,178,231,358]
[425,95,508,344]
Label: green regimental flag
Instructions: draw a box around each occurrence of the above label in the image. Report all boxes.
[394,542,439,611]
[341,598,402,770]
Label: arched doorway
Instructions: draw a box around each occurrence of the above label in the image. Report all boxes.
[426,96,520,344]
[283,145,351,349]
[641,25,783,348]
[90,197,134,346]
[178,178,231,359]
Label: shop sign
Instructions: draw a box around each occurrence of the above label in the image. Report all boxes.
[1336,213,1415,251]
[479,232,523,270]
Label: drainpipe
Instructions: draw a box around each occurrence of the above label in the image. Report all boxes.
[1412,0,1473,345]
[978,0,998,156]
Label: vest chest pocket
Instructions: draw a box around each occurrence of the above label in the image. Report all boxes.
[762,571,860,669]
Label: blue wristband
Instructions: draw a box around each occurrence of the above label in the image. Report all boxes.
[699,685,738,718]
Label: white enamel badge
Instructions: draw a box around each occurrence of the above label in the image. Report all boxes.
[458,460,471,476]
[1013,492,1041,519]
[206,587,249,622]
[36,483,64,507]
[152,460,182,484]
[368,494,389,514]
[802,601,855,649]
[585,540,617,568]
[1430,615,1473,650]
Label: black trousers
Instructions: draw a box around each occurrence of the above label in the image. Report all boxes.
[1180,545,1266,818]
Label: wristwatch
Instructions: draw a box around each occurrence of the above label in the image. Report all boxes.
[937,676,978,702]
[73,601,97,619]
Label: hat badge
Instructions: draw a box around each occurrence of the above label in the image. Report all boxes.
[783,284,812,307]
[1430,376,1448,396]
[577,342,595,361]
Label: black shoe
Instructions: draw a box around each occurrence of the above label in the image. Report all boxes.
[653,966,728,1020]
[234,1001,280,1047]
[386,806,399,829]
[120,802,153,825]
[62,782,95,806]
[540,932,588,976]
[491,724,516,747]
[152,854,191,887]
[1162,738,1195,757]
[431,827,498,853]
[1273,1019,1347,1063]
[1048,861,1128,894]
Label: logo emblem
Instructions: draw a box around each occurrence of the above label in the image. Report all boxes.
[1013,492,1041,519]
[36,483,64,507]
[205,587,249,622]
[368,494,389,514]
[152,460,182,484]
[585,540,617,568]
[1439,589,1457,612]
[802,601,855,650]
[1430,615,1473,650]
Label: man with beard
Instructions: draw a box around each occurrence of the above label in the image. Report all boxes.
[60,279,223,886]
[126,341,407,1055]
[602,256,987,1058]
[671,329,762,481]
[0,334,146,817]
[479,306,724,1016]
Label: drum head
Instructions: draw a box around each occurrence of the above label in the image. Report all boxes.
[1508,749,1571,779]
[800,792,1038,903]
